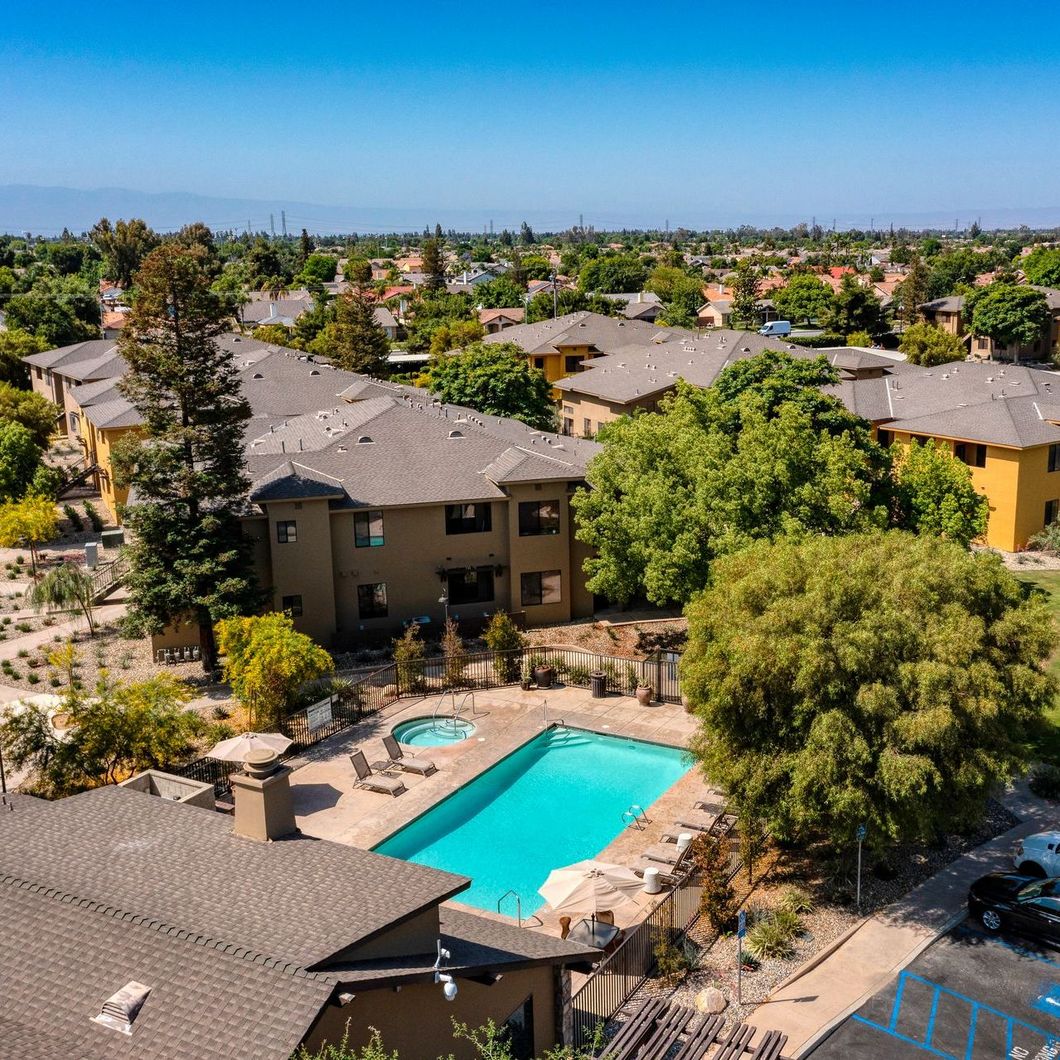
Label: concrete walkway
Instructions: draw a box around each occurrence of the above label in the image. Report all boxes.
[755,784,1057,1057]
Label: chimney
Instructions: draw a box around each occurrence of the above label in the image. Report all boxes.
[231,749,298,842]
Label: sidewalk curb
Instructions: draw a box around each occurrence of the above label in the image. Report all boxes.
[790,908,967,1058]
[764,917,869,1000]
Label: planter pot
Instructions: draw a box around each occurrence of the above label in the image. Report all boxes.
[520,679,532,691]
[532,665,554,689]
[635,685,653,706]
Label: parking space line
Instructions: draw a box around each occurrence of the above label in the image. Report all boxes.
[963,1005,977,1060]
[925,988,941,1048]
[960,924,1060,971]
[849,1015,958,1059]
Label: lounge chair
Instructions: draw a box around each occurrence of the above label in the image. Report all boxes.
[349,750,406,796]
[382,734,438,776]
[640,840,687,866]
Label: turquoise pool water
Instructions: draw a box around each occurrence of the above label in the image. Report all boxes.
[393,716,477,746]
[373,727,689,914]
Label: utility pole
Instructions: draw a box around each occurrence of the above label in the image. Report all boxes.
[551,270,558,320]
[246,219,252,235]
[281,210,287,237]
[270,214,275,239]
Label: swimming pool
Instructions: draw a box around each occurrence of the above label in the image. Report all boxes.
[393,716,476,746]
[373,727,689,914]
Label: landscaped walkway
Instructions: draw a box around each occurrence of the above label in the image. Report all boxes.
[753,783,1056,1057]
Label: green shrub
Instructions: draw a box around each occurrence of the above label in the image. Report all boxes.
[212,705,231,721]
[482,611,526,682]
[770,905,803,938]
[566,663,591,685]
[1030,522,1060,553]
[83,501,104,532]
[392,622,427,692]
[62,504,84,532]
[652,933,692,985]
[780,887,815,915]
[26,673,40,685]
[49,677,60,687]
[16,648,28,658]
[15,622,31,633]
[1029,764,1060,800]
[744,917,796,962]
[693,832,737,932]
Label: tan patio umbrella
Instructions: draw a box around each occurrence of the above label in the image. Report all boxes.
[207,731,293,762]
[538,859,644,917]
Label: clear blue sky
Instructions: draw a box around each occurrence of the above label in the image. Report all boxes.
[1,0,1057,229]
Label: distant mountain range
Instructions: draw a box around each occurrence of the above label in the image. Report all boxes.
[1,183,1059,236]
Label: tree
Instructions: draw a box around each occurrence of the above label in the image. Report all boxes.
[428,319,485,357]
[426,343,556,430]
[441,616,466,689]
[5,278,101,347]
[648,266,706,328]
[30,562,97,634]
[771,273,835,325]
[683,532,1055,849]
[301,254,339,284]
[299,228,314,267]
[824,275,886,337]
[392,622,427,692]
[572,362,890,607]
[578,254,647,294]
[216,612,334,730]
[0,421,43,500]
[898,321,967,366]
[0,382,60,447]
[0,494,58,573]
[117,243,263,671]
[344,257,373,287]
[728,261,760,328]
[895,253,931,328]
[311,288,390,375]
[0,328,44,387]
[891,440,988,547]
[0,664,199,796]
[968,283,1051,352]
[483,610,527,682]
[90,217,160,287]
[421,238,446,290]
[1023,247,1060,289]
[474,276,526,309]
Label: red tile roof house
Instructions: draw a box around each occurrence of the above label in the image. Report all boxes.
[478,307,526,333]
[0,759,594,1060]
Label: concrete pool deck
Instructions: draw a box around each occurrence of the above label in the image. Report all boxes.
[286,683,718,937]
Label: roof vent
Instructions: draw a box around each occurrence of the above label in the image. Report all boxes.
[357,435,374,443]
[252,372,263,379]
[93,981,151,1035]
[448,429,464,439]
[310,369,320,376]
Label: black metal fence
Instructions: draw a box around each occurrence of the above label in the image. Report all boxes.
[570,817,739,1049]
[174,644,684,795]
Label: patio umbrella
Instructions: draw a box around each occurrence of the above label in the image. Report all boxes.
[538,859,644,917]
[207,731,293,762]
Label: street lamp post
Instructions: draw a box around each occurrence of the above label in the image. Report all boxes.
[438,595,449,626]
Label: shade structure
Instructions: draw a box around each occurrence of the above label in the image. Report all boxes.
[207,731,293,763]
[538,859,644,916]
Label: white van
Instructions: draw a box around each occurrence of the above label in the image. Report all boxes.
[758,320,792,337]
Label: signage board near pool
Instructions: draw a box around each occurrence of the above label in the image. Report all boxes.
[373,727,689,914]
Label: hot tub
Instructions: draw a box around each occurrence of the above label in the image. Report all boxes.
[392,716,476,747]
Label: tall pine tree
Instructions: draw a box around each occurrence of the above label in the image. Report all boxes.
[421,237,446,290]
[328,287,391,375]
[117,244,262,671]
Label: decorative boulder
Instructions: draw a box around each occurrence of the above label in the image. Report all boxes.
[695,987,727,1014]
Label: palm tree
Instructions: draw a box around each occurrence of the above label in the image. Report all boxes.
[29,562,95,635]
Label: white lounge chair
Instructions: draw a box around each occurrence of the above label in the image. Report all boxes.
[349,750,406,796]
[382,734,438,777]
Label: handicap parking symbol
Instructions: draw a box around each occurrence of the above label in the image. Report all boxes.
[1032,983,1060,1020]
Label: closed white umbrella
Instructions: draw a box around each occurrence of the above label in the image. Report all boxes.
[207,731,293,762]
[538,859,644,916]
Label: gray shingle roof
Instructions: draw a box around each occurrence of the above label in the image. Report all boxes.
[480,311,660,354]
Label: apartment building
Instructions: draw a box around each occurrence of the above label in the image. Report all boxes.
[920,286,1060,362]
[25,335,598,650]
[0,772,592,1059]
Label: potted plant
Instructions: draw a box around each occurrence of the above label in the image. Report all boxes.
[520,661,532,691]
[530,653,554,689]
[636,683,653,706]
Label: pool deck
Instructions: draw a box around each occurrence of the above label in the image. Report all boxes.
[286,683,720,940]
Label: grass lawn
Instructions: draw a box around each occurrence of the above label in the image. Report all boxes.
[1016,570,1060,765]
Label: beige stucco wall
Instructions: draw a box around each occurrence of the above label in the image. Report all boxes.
[559,391,662,438]
[304,964,559,1060]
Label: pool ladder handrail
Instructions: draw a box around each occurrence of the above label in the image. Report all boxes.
[433,690,487,735]
[621,804,650,830]
[497,889,523,927]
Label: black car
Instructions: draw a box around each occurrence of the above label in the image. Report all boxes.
[968,872,1060,943]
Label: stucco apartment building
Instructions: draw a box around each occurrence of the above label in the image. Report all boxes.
[0,764,593,1059]
[24,334,599,649]
[920,286,1060,362]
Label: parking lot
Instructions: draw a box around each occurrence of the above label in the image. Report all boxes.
[810,921,1060,1059]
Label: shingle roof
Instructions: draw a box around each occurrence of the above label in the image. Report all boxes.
[480,311,659,354]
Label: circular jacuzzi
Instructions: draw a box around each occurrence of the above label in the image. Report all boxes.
[393,716,476,747]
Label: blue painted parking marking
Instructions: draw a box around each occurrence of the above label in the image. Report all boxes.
[1033,984,1060,1020]
[851,970,1060,1058]
[959,925,1060,973]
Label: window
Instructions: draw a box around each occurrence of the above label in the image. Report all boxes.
[533,356,546,370]
[521,570,562,607]
[954,443,986,468]
[445,503,492,535]
[33,366,41,380]
[565,355,582,373]
[281,594,303,617]
[518,500,561,536]
[447,566,495,606]
[561,417,573,436]
[354,510,384,547]
[972,444,987,468]
[357,583,388,619]
[1047,500,1060,526]
[978,337,990,350]
[1049,444,1060,473]
[503,996,535,1060]
[276,520,297,543]
[876,429,893,447]
[583,418,593,438]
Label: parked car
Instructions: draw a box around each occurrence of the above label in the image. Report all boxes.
[758,320,792,337]
[968,872,1060,942]
[1013,832,1060,877]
